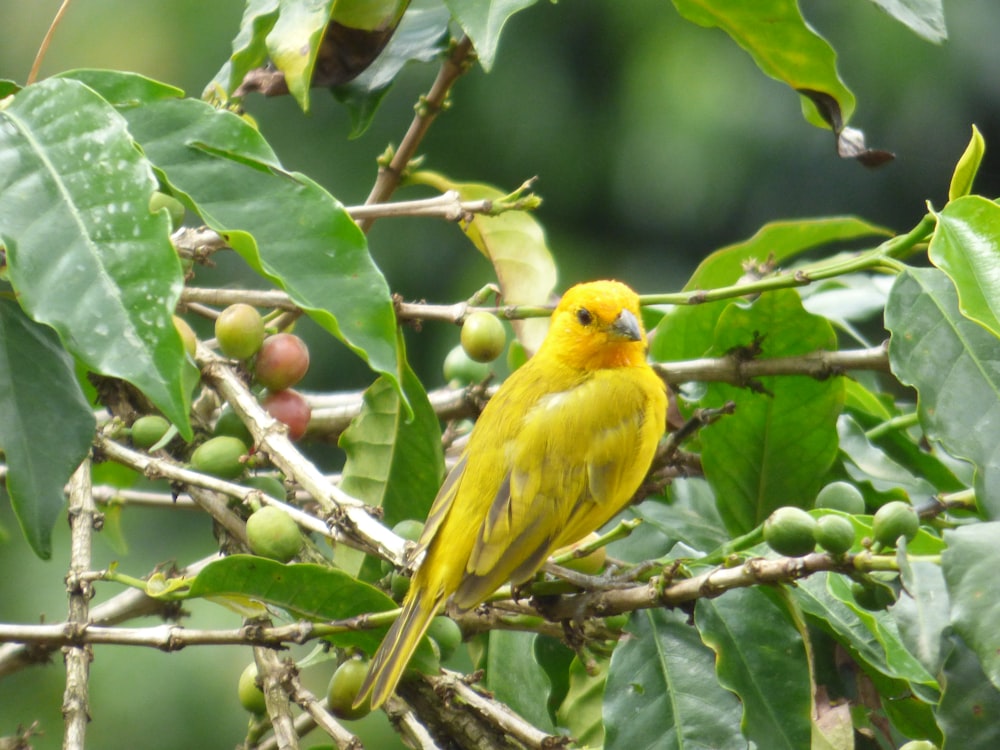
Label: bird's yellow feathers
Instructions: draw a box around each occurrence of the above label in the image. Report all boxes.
[357,280,667,708]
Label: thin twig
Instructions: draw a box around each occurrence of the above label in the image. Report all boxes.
[255,646,299,750]
[28,0,74,85]
[358,36,476,232]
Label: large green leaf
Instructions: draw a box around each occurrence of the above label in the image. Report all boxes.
[794,573,938,691]
[0,299,95,558]
[651,216,889,363]
[886,267,1000,518]
[0,78,193,437]
[695,587,808,750]
[893,557,949,677]
[118,96,400,388]
[185,555,433,666]
[409,171,557,353]
[942,523,1000,692]
[604,606,744,750]
[444,0,539,71]
[485,630,554,732]
[928,195,1000,339]
[338,341,444,579]
[936,634,1000,749]
[698,290,844,533]
[670,0,855,128]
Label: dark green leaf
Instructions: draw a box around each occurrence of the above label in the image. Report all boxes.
[942,523,1000,691]
[0,298,95,558]
[699,290,844,533]
[605,607,744,750]
[886,267,1000,518]
[0,78,193,437]
[695,588,807,750]
[555,656,606,747]
[671,0,855,128]
[119,97,400,388]
[928,195,1000,339]
[936,634,1000,749]
[444,0,539,71]
[486,630,554,732]
[838,415,937,498]
[333,0,450,137]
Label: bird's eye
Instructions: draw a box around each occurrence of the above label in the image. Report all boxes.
[576,307,593,326]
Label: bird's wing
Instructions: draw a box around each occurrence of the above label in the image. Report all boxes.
[453,369,661,609]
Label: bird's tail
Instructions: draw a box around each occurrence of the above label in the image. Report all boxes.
[356,586,441,709]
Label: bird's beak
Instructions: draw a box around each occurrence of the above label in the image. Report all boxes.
[609,309,642,342]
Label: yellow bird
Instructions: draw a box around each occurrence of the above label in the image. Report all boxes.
[358,279,667,708]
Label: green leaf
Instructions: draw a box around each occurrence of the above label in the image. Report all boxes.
[339,355,444,528]
[118,96,400,388]
[555,656,606,748]
[838,415,937,498]
[56,69,185,107]
[409,171,557,353]
[699,290,844,533]
[266,0,337,111]
[683,217,891,294]
[338,340,444,578]
[942,523,1000,692]
[185,555,433,663]
[206,0,280,98]
[444,0,539,71]
[886,267,1000,518]
[486,630,554,732]
[605,607,744,750]
[0,78,193,437]
[893,557,949,677]
[795,573,938,691]
[670,0,856,128]
[651,217,890,363]
[870,0,947,44]
[936,634,1000,749]
[928,195,1000,339]
[0,298,95,558]
[333,0,450,138]
[948,124,984,200]
[625,480,730,558]
[695,588,808,750]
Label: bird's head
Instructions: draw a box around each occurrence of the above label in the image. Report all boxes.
[540,280,650,370]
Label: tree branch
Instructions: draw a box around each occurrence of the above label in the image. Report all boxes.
[62,458,96,750]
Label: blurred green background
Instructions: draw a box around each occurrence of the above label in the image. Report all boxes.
[2,1,999,747]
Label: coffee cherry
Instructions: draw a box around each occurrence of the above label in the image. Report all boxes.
[815,481,865,514]
[215,304,265,360]
[246,506,302,562]
[237,663,267,715]
[815,514,856,555]
[461,311,506,363]
[443,345,491,385]
[262,389,311,441]
[255,334,309,391]
[327,658,372,720]
[131,415,170,449]
[427,616,462,662]
[190,436,248,479]
[764,507,817,557]
[872,501,920,548]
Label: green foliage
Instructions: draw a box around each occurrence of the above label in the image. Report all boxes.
[3,1,999,749]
